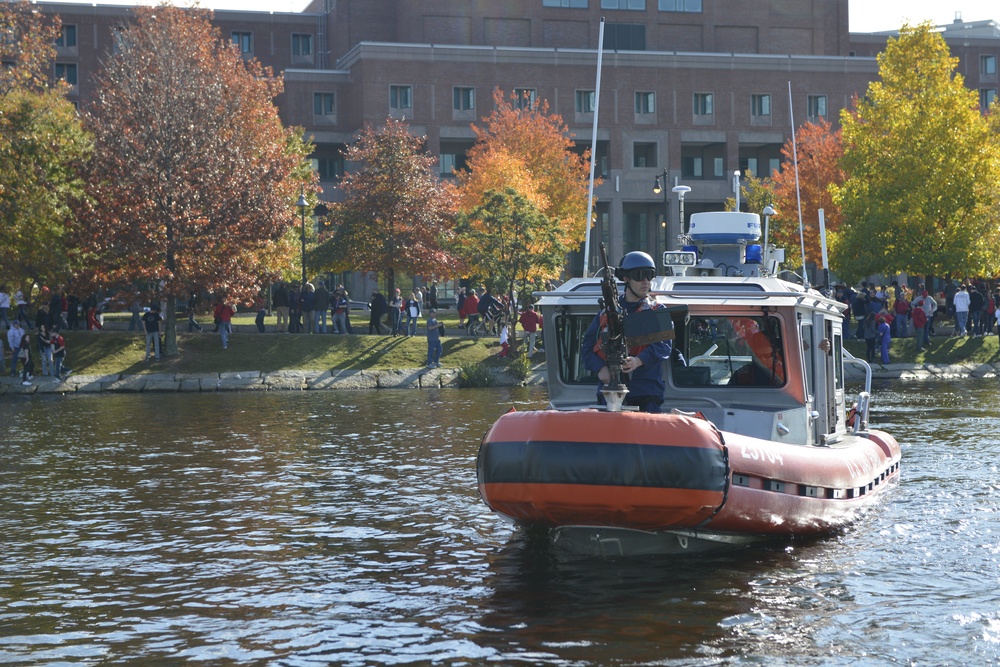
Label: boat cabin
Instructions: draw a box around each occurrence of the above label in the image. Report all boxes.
[537,212,868,447]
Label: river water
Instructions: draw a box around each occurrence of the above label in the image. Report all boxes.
[1,381,999,666]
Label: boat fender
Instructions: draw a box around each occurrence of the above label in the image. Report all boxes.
[846,402,858,429]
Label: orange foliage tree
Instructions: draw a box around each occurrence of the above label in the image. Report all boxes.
[768,117,844,272]
[455,88,594,280]
[72,6,312,355]
[310,117,459,296]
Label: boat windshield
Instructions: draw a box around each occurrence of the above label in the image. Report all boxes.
[674,314,786,388]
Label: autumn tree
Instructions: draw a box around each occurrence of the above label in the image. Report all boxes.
[831,22,1000,283]
[455,88,594,276]
[73,5,311,355]
[310,117,459,296]
[768,118,844,272]
[453,187,565,318]
[0,1,91,289]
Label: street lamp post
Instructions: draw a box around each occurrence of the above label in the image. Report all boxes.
[296,188,308,286]
[652,169,668,253]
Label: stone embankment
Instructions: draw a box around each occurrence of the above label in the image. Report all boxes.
[0,366,548,395]
[0,362,992,395]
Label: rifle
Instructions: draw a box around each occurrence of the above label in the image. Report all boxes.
[598,243,629,409]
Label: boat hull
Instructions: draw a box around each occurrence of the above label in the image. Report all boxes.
[478,410,901,543]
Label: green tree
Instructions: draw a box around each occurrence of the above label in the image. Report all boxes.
[72,5,311,355]
[0,1,91,290]
[454,188,564,348]
[831,22,1000,283]
[311,117,459,296]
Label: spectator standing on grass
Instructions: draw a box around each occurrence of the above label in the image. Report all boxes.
[187,292,204,332]
[911,302,927,352]
[331,289,348,334]
[214,295,235,349]
[456,288,467,328]
[7,320,23,376]
[14,289,30,328]
[405,292,421,337]
[273,281,289,333]
[129,297,142,331]
[389,288,403,336]
[877,315,891,365]
[51,327,69,380]
[463,289,480,328]
[18,333,34,385]
[425,309,443,368]
[142,305,162,362]
[863,312,878,363]
[254,294,266,333]
[314,281,329,334]
[36,324,53,377]
[953,284,970,336]
[518,303,543,356]
[893,291,910,339]
[970,285,985,336]
[0,285,10,330]
[301,282,316,334]
[368,289,387,334]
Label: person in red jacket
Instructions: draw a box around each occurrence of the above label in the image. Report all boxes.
[518,303,543,356]
[213,295,236,350]
[463,289,480,329]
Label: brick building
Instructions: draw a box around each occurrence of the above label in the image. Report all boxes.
[39,0,1000,277]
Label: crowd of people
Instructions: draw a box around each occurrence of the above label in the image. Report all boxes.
[1,285,73,385]
[1,280,548,376]
[834,279,1000,364]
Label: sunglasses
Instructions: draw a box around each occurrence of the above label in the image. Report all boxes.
[624,268,655,282]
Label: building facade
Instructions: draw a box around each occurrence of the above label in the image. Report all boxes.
[39,0,1000,277]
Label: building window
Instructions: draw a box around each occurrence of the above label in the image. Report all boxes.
[232,31,253,54]
[982,55,997,75]
[313,157,344,181]
[390,85,412,110]
[658,0,701,10]
[981,88,998,112]
[575,90,596,113]
[635,91,655,114]
[769,158,781,176]
[543,0,588,6]
[292,34,313,56]
[633,142,657,168]
[601,0,645,9]
[314,92,335,116]
[57,25,77,48]
[807,94,827,119]
[693,92,714,116]
[605,23,645,50]
[713,157,724,178]
[453,87,475,111]
[513,88,536,110]
[682,156,702,178]
[751,93,771,117]
[55,63,77,86]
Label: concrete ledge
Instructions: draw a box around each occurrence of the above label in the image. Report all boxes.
[6,361,988,396]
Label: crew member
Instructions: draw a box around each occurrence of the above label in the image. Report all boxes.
[581,251,671,412]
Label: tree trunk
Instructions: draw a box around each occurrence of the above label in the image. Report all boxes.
[164,294,178,356]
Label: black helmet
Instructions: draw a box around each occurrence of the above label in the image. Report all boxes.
[616,251,656,280]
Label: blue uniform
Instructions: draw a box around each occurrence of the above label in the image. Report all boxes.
[581,295,672,412]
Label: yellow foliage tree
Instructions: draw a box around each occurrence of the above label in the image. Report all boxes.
[456,88,594,279]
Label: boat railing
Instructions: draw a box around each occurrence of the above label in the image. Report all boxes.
[843,350,872,432]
